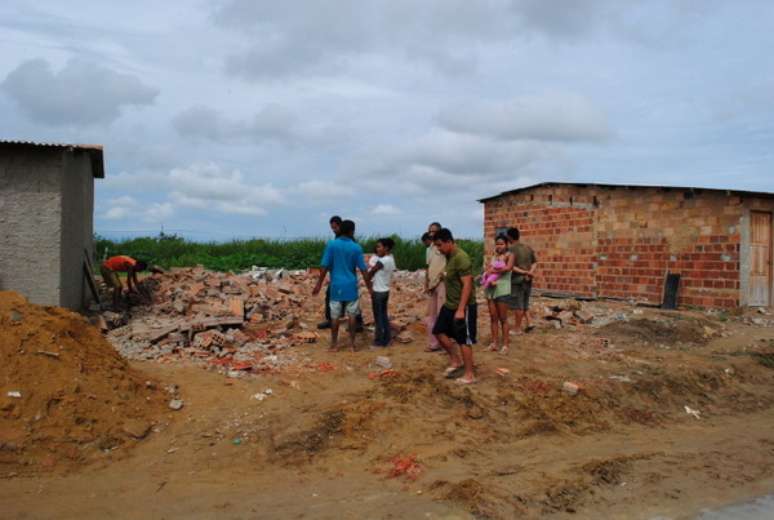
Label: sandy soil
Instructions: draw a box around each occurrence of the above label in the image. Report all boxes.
[2,301,774,519]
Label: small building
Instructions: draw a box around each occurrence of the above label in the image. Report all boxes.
[480,182,774,308]
[0,140,104,309]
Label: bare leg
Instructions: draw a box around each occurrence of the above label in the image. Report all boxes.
[425,285,445,351]
[347,314,357,351]
[497,301,510,353]
[523,308,534,332]
[513,309,524,333]
[329,319,340,352]
[486,299,499,351]
[425,288,439,350]
[460,345,475,382]
[435,333,462,369]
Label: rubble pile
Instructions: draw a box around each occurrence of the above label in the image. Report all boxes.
[102,267,427,375]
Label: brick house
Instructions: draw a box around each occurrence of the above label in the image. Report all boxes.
[0,140,104,309]
[480,182,774,309]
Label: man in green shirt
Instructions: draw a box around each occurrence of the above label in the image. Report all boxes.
[432,228,477,384]
[506,227,538,333]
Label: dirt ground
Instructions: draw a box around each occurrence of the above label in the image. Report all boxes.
[2,297,774,519]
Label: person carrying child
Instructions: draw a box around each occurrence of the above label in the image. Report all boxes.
[367,238,396,347]
[481,234,513,354]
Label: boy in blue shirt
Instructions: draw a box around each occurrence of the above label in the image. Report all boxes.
[312,220,372,352]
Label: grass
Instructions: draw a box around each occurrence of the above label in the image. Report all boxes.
[95,234,484,273]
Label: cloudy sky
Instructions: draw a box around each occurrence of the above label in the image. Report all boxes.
[1,1,773,240]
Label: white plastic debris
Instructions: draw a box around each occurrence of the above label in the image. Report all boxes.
[374,356,392,369]
[7,391,22,398]
[251,388,274,401]
[168,399,184,411]
[684,405,701,419]
[562,381,580,396]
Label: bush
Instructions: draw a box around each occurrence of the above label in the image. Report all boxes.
[94,234,484,273]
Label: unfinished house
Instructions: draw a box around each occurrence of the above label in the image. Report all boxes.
[480,182,774,309]
[0,140,104,309]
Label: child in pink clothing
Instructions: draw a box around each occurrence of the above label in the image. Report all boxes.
[481,258,506,288]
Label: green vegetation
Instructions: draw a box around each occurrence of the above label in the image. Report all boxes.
[95,234,484,273]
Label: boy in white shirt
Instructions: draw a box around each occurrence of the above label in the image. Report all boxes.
[367,238,396,347]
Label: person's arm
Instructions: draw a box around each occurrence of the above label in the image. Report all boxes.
[357,248,373,293]
[360,266,374,293]
[455,275,473,320]
[314,243,332,295]
[126,268,138,293]
[367,260,384,281]
[424,248,432,292]
[492,252,514,274]
[512,253,530,275]
[527,251,538,278]
[312,267,328,295]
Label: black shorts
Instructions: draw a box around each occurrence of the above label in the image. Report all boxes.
[432,304,477,346]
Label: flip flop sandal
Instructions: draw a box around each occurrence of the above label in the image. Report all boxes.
[455,377,477,385]
[444,366,465,379]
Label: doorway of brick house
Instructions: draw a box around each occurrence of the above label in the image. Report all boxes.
[749,211,773,306]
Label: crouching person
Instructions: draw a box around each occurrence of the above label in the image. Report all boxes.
[100,255,148,309]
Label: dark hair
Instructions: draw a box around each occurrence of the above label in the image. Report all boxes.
[340,219,355,236]
[507,227,520,241]
[329,215,342,225]
[377,237,395,251]
[421,232,432,242]
[135,260,148,271]
[495,233,508,243]
[429,222,442,229]
[434,228,454,242]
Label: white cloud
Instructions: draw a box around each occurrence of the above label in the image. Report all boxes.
[145,202,174,221]
[103,206,133,220]
[167,162,283,216]
[437,92,610,142]
[100,195,173,222]
[212,0,633,80]
[370,203,400,215]
[346,128,551,198]
[172,104,320,146]
[1,58,158,125]
[298,180,354,200]
[109,195,137,207]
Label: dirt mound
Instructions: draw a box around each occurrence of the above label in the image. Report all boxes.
[0,291,167,473]
[596,316,714,347]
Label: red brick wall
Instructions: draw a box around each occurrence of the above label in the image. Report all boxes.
[483,185,754,308]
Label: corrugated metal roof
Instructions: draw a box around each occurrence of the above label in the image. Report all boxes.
[478,181,774,203]
[0,139,104,178]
